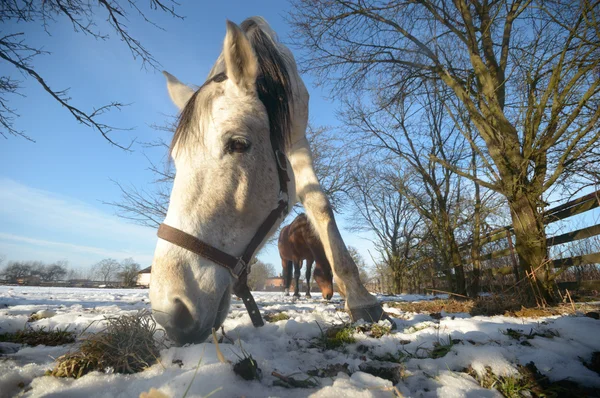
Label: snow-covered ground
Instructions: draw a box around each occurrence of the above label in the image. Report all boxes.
[1,286,599,397]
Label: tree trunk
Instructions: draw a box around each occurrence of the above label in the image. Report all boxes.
[509,193,555,304]
[390,255,404,294]
[441,216,466,296]
[449,238,467,296]
[470,149,482,297]
[470,244,481,297]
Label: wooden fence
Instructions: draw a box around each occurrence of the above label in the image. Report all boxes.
[454,189,600,290]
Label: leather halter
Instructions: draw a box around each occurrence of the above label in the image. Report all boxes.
[157,77,290,327]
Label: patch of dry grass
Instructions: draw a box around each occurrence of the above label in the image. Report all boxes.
[263,312,290,322]
[355,323,392,338]
[388,299,476,314]
[466,362,600,398]
[311,323,357,350]
[0,326,75,346]
[307,363,350,378]
[47,310,165,378]
[387,296,600,318]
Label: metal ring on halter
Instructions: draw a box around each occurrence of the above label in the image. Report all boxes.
[275,150,288,171]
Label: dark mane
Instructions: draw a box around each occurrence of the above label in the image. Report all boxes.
[171,18,292,155]
[241,18,292,154]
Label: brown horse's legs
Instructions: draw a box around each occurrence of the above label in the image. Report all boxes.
[293,262,301,298]
[305,261,313,298]
[283,260,293,296]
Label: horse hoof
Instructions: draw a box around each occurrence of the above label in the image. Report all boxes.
[349,304,397,329]
[293,294,301,298]
[305,293,312,298]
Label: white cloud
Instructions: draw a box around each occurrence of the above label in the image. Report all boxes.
[0,178,156,268]
[0,178,381,272]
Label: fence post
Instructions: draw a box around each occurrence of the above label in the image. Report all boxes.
[506,229,520,282]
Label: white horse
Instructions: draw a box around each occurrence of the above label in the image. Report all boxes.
[150,17,388,344]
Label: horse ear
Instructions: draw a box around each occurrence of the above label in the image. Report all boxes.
[163,71,194,110]
[223,20,258,92]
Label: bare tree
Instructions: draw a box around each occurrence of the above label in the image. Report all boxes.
[347,246,371,283]
[347,163,424,294]
[40,261,68,282]
[117,257,141,287]
[66,267,86,281]
[342,80,470,294]
[1,261,32,282]
[247,260,276,291]
[92,258,121,284]
[306,124,354,212]
[1,0,182,147]
[290,0,600,303]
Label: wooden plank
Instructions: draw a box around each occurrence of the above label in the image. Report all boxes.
[547,224,600,247]
[544,198,599,224]
[557,279,600,291]
[459,227,507,251]
[470,224,600,264]
[544,190,600,216]
[459,189,600,252]
[435,252,600,282]
[552,252,600,268]
[478,229,510,247]
[580,279,600,290]
[486,252,600,274]
[556,281,579,290]
[481,247,512,262]
[489,266,514,276]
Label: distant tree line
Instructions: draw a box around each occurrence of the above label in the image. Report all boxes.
[0,260,70,283]
[0,256,143,287]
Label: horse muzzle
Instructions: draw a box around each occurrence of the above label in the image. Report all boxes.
[152,289,230,345]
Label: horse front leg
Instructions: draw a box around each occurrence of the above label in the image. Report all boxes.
[283,260,293,296]
[305,260,313,298]
[293,262,301,298]
[288,140,390,324]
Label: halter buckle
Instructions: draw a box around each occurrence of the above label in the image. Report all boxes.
[232,257,247,278]
[278,192,289,215]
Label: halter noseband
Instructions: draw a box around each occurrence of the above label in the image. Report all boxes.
[157,75,290,327]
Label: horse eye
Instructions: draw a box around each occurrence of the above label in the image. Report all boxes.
[226,138,251,154]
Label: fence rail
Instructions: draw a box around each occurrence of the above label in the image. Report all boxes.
[455,189,600,281]
[459,190,600,251]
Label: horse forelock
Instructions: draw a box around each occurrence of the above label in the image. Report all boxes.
[243,18,293,153]
[171,17,293,156]
[170,73,226,155]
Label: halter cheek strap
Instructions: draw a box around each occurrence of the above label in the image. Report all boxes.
[157,148,290,328]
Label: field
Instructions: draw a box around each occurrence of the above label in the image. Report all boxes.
[1,286,599,398]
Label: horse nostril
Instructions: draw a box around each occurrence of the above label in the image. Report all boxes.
[172,299,194,329]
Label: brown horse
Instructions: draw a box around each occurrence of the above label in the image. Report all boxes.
[278,213,334,300]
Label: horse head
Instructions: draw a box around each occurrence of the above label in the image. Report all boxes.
[150,17,305,345]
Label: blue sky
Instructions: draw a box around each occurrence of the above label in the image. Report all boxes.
[2,1,595,275]
[0,1,376,272]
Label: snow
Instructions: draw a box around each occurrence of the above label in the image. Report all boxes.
[1,286,599,397]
